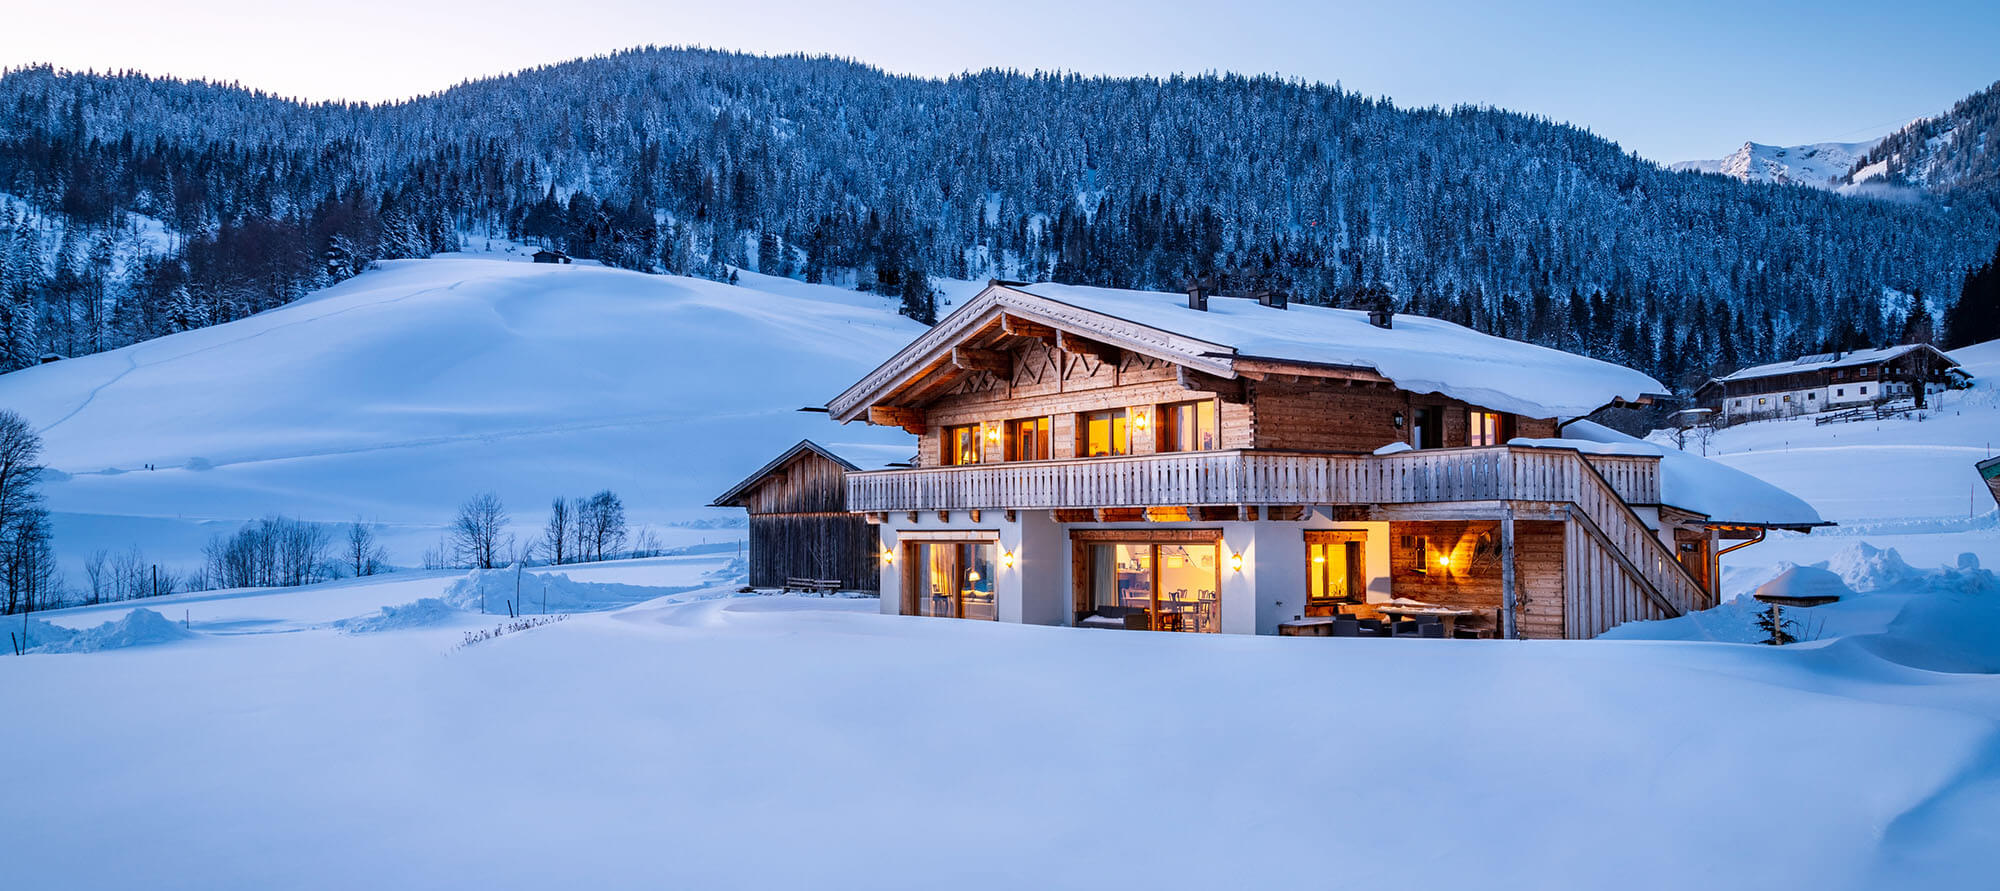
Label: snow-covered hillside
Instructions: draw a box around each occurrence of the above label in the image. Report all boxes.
[0,256,968,573]
[1671,138,1883,190]
[1645,339,1999,594]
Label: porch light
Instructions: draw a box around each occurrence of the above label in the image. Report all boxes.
[1437,554,1452,570]
[881,548,895,564]
[986,426,1001,442]
[1392,411,1406,429]
[1002,550,1015,568]
[1134,410,1150,430]
[1229,551,1244,572]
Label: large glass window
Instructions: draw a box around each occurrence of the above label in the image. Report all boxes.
[1158,400,1220,452]
[1307,533,1366,606]
[1079,409,1129,457]
[1006,416,1051,461]
[941,424,983,466]
[913,541,997,620]
[1088,540,1219,633]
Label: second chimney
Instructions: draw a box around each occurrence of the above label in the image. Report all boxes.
[1187,282,1209,312]
[1255,289,1288,310]
[1368,305,1393,329]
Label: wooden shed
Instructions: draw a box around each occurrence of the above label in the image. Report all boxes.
[711,440,882,592]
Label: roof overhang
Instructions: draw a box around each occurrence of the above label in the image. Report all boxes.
[710,439,859,507]
[827,283,1240,423]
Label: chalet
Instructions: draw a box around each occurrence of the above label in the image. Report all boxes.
[1694,344,1959,424]
[711,440,904,592]
[823,281,1824,639]
[532,249,573,265]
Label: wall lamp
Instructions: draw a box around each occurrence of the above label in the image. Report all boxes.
[1001,550,1016,569]
[1229,551,1244,572]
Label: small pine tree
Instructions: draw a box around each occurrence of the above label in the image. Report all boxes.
[1755,604,1798,646]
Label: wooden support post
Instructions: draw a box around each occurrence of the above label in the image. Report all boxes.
[968,509,982,524]
[1500,508,1518,639]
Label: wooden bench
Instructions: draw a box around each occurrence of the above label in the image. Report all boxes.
[782,577,843,596]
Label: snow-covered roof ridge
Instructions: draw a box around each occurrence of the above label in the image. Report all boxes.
[1006,282,1666,419]
[1514,421,1826,528]
[1716,343,1956,383]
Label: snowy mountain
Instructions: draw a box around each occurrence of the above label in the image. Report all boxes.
[1670,138,1884,190]
[1844,79,2000,199]
[0,255,962,575]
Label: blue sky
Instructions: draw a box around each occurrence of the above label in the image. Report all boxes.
[2,0,1995,162]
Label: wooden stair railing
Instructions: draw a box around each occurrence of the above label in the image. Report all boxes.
[1564,453,1707,619]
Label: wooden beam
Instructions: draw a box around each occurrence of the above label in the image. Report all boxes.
[952,347,1012,376]
[1057,330,1122,364]
[867,405,924,429]
[1500,508,1517,640]
[1177,366,1246,403]
[1232,357,1391,384]
[1000,313,1056,342]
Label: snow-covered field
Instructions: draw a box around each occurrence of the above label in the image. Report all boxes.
[2,258,1998,888]
[0,256,979,574]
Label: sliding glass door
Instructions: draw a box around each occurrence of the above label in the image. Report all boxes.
[1085,539,1220,633]
[911,541,997,620]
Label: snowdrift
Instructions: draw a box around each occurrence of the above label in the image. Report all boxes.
[19,608,198,654]
[439,566,694,614]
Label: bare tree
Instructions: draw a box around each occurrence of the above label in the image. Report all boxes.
[542,497,572,566]
[451,493,510,570]
[345,520,388,577]
[567,496,589,564]
[578,490,627,562]
[83,548,109,604]
[203,516,334,589]
[0,410,57,615]
[630,527,663,559]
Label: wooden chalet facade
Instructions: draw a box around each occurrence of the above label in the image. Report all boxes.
[823,281,1818,639]
[712,440,881,592]
[1694,344,1959,424]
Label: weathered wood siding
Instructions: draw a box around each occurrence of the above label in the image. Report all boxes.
[742,450,879,591]
[747,513,880,591]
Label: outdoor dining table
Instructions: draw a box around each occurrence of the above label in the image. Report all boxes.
[1375,604,1477,637]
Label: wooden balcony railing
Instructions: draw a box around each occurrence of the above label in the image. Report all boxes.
[846,446,1662,512]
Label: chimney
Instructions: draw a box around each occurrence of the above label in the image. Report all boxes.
[1186,280,1209,312]
[1255,289,1288,310]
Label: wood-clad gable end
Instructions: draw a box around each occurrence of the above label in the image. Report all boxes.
[733,449,879,592]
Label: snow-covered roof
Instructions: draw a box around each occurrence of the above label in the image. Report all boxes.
[1009,283,1664,419]
[1716,343,1954,383]
[1512,421,1826,528]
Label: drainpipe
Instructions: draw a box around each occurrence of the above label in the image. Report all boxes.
[1717,527,1766,557]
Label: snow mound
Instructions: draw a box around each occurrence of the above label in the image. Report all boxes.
[441,566,688,613]
[1754,566,1855,601]
[1824,542,1919,593]
[335,598,460,633]
[24,608,198,654]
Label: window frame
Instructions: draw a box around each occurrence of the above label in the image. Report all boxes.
[940,423,984,466]
[1156,399,1221,453]
[1004,416,1052,462]
[1078,408,1130,458]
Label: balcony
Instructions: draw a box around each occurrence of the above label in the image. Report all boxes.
[846,446,1662,513]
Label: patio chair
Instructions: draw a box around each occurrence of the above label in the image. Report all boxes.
[1331,617,1361,637]
[1390,620,1419,637]
[1419,623,1446,639]
[1356,618,1385,636]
